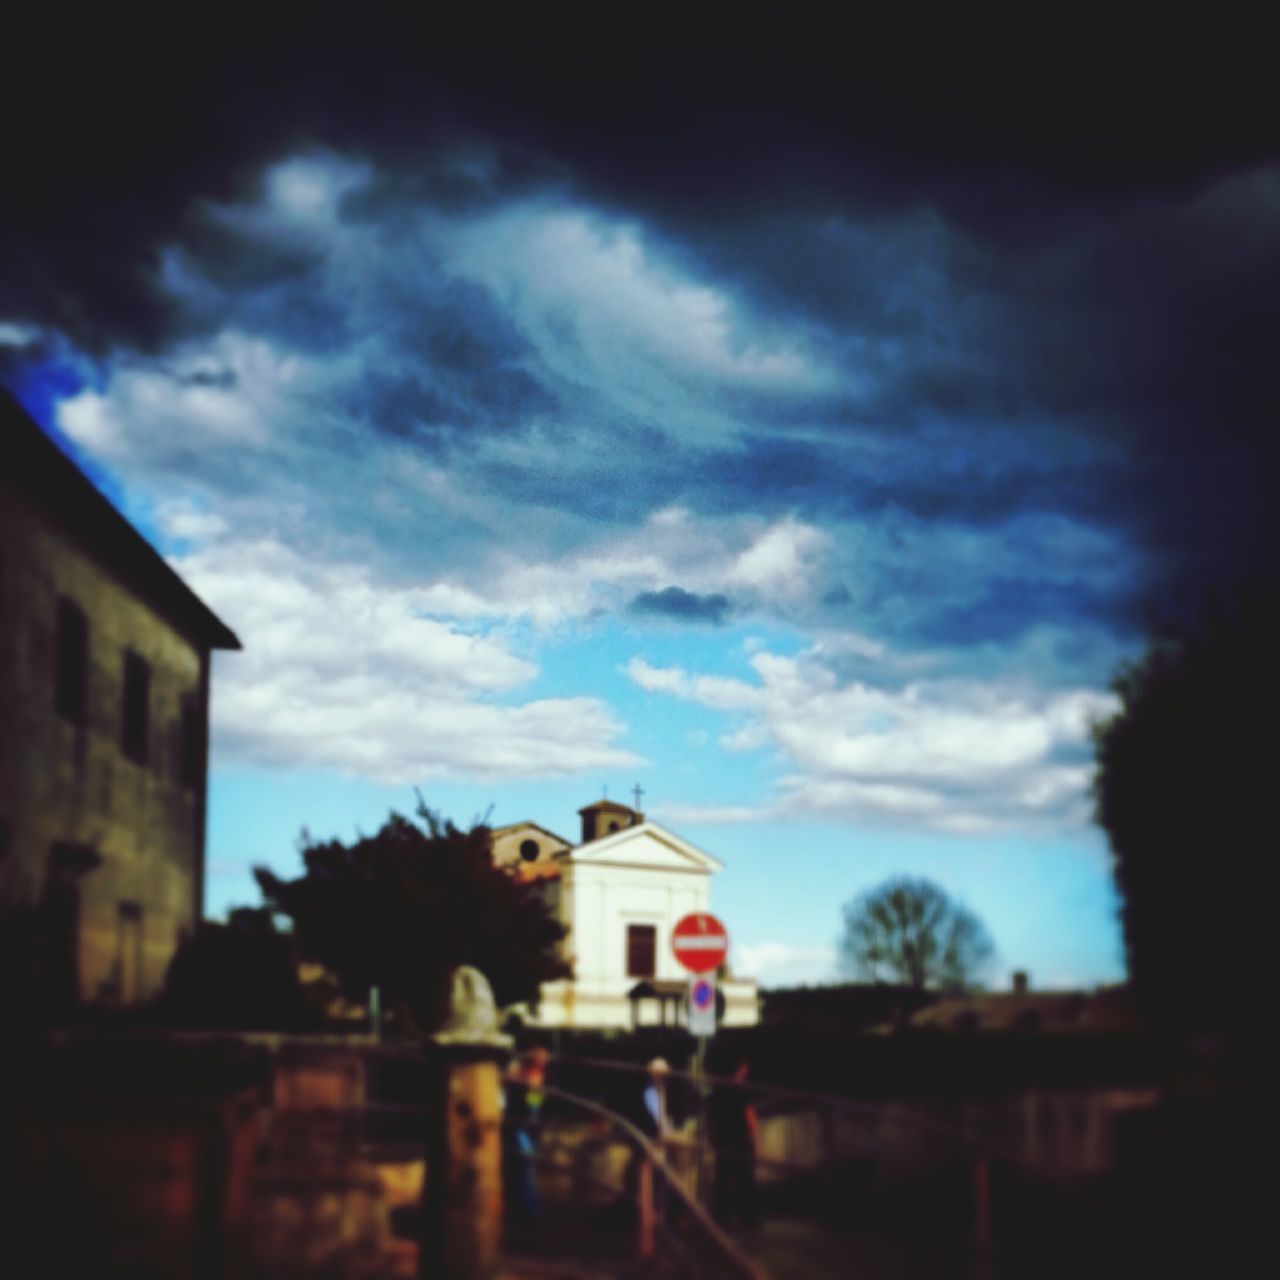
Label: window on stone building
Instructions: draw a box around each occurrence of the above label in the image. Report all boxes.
[519,838,539,862]
[117,901,143,1003]
[41,841,100,1010]
[54,598,88,723]
[627,923,656,978]
[179,694,202,787]
[122,651,150,763]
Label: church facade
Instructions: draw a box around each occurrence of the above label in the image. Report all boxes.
[492,799,760,1030]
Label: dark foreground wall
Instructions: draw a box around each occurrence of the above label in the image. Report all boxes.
[1,1034,428,1280]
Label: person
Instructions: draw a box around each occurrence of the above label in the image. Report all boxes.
[502,1045,549,1228]
[620,1056,672,1231]
[642,1057,673,1143]
[707,1052,758,1232]
[638,1057,677,1222]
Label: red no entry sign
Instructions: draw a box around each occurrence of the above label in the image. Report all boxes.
[672,912,728,974]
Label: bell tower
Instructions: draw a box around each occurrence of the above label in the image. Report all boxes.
[577,797,644,843]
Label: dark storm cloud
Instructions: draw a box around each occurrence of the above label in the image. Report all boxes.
[337,150,569,224]
[913,577,1142,648]
[675,183,1280,620]
[4,5,1277,634]
[350,363,556,444]
[5,7,1272,348]
[683,420,1136,538]
[473,417,679,524]
[338,271,562,446]
[628,587,732,626]
[178,366,238,390]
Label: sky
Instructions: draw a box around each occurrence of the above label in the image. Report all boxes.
[4,10,1277,990]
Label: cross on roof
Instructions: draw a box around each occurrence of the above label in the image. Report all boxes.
[632,783,645,810]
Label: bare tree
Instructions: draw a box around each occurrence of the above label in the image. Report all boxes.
[840,876,994,991]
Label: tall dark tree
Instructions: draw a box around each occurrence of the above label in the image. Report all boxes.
[159,906,309,1030]
[840,875,994,991]
[1092,585,1280,1038]
[253,802,570,1033]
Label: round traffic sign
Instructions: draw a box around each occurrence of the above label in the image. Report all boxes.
[671,912,728,974]
[690,977,715,1010]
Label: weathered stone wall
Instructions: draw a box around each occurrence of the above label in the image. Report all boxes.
[0,484,208,1003]
[490,823,569,870]
[4,1036,423,1280]
[754,1086,1162,1181]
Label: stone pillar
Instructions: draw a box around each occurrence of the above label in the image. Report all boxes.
[420,967,513,1280]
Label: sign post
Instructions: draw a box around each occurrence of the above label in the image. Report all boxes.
[672,912,728,1206]
[671,912,729,975]
[688,973,717,1037]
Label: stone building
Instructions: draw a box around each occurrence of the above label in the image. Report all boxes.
[493,798,760,1030]
[0,391,240,1008]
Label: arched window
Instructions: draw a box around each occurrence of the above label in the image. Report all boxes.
[519,839,539,862]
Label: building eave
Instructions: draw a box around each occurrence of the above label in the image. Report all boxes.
[565,821,724,873]
[489,819,572,846]
[2,389,241,651]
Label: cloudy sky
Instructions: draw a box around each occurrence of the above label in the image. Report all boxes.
[4,11,1276,988]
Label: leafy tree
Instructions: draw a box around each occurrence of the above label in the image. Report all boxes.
[253,802,570,1034]
[840,875,994,991]
[159,906,310,1030]
[1092,585,1279,1037]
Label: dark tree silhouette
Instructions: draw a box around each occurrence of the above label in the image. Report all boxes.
[253,803,570,1033]
[840,875,994,990]
[159,906,309,1029]
[1092,585,1280,1037]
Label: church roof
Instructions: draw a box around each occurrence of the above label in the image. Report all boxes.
[489,819,571,845]
[565,820,723,873]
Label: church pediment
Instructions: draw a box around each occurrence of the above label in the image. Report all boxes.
[567,822,722,873]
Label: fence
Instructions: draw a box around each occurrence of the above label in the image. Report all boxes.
[550,1054,1157,1280]
[5,1031,1168,1279]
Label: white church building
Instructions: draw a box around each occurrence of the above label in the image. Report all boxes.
[491,798,760,1030]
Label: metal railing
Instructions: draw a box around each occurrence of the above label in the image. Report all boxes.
[247,1045,767,1279]
[548,1054,1152,1280]
[7,1030,1160,1279]
[531,1082,768,1280]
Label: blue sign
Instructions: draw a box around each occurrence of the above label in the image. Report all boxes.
[688,975,716,1036]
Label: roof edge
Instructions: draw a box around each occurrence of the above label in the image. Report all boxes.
[568,820,724,872]
[2,389,241,650]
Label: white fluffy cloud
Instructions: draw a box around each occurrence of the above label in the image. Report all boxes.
[626,643,1117,834]
[409,507,831,625]
[57,330,308,460]
[50,249,834,626]
[27,146,1127,828]
[177,537,641,782]
[654,802,763,825]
